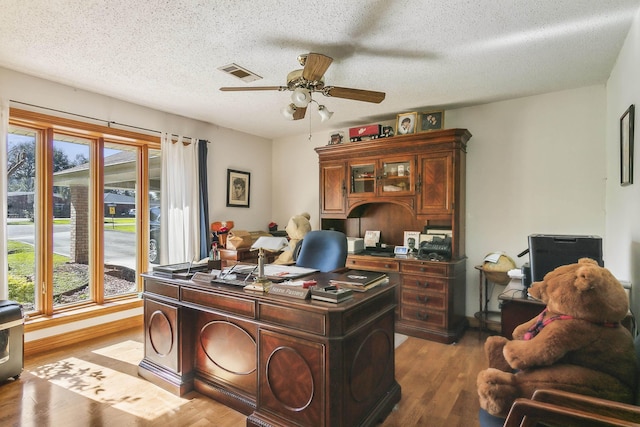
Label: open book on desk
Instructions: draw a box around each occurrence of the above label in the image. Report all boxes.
[263,264,318,280]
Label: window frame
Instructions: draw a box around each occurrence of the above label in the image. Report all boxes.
[7,108,160,325]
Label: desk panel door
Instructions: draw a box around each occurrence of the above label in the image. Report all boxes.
[144,298,180,373]
[195,311,258,397]
[258,330,324,426]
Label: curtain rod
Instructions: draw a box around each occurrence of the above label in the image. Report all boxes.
[9,99,208,143]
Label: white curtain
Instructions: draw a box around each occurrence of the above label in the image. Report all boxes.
[0,99,8,299]
[160,133,200,264]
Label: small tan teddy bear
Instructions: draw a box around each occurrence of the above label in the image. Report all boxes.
[272,212,311,265]
[477,258,637,417]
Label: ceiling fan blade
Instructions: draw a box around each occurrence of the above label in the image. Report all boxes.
[324,86,386,103]
[293,106,307,120]
[220,86,285,91]
[302,53,333,82]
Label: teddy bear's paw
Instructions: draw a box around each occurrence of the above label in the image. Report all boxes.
[477,368,517,386]
[484,336,511,371]
[484,335,508,353]
[503,341,532,370]
[477,368,518,416]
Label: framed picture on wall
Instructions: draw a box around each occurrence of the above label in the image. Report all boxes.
[227,169,250,208]
[620,104,634,186]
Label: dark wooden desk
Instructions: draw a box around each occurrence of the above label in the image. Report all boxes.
[139,272,401,427]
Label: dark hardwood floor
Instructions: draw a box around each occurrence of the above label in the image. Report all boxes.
[0,326,489,426]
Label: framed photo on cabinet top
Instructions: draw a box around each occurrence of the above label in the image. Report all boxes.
[620,104,634,186]
[403,231,420,253]
[420,111,444,132]
[396,112,417,135]
[328,131,344,145]
[227,169,250,207]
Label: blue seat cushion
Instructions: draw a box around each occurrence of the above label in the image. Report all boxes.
[478,408,505,427]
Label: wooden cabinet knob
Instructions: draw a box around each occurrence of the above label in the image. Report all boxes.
[417,280,429,288]
[416,295,429,303]
[417,312,429,321]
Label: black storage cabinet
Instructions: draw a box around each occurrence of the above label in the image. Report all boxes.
[0,300,24,382]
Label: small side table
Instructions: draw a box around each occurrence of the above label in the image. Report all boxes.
[498,294,544,339]
[474,265,502,338]
[219,247,280,267]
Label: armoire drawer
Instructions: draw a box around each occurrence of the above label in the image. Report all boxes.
[401,261,450,276]
[347,257,399,272]
[400,306,446,329]
[401,289,446,311]
[401,274,448,293]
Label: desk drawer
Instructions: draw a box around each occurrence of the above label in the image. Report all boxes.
[400,306,446,329]
[401,274,448,293]
[401,290,446,311]
[145,280,180,300]
[401,261,449,276]
[347,257,399,272]
[259,303,326,335]
[182,287,255,318]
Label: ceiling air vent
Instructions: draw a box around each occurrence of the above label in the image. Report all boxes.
[218,63,262,83]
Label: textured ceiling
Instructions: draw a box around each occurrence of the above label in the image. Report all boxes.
[1,0,639,139]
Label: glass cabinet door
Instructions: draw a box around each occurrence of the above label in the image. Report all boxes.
[350,162,376,194]
[379,159,413,194]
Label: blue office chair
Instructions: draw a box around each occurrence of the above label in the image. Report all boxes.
[294,230,348,273]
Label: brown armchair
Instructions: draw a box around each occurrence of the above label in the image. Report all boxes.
[493,329,640,427]
[503,388,640,427]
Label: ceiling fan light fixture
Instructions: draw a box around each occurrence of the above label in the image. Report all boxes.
[317,105,333,122]
[291,88,311,107]
[282,103,297,120]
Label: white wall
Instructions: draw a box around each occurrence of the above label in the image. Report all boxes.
[450,86,607,314]
[605,7,640,318]
[0,67,273,341]
[273,85,608,317]
[206,126,272,231]
[271,134,322,230]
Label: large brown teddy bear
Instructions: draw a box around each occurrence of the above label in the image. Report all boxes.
[477,258,637,417]
[272,212,311,265]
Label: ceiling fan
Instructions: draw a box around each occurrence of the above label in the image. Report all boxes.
[220,53,385,121]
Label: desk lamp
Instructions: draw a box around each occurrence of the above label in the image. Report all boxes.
[244,236,289,292]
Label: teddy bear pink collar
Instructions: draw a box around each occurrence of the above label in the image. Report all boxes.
[523,308,620,340]
[523,308,573,340]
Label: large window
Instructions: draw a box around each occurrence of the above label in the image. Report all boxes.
[5,109,161,317]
